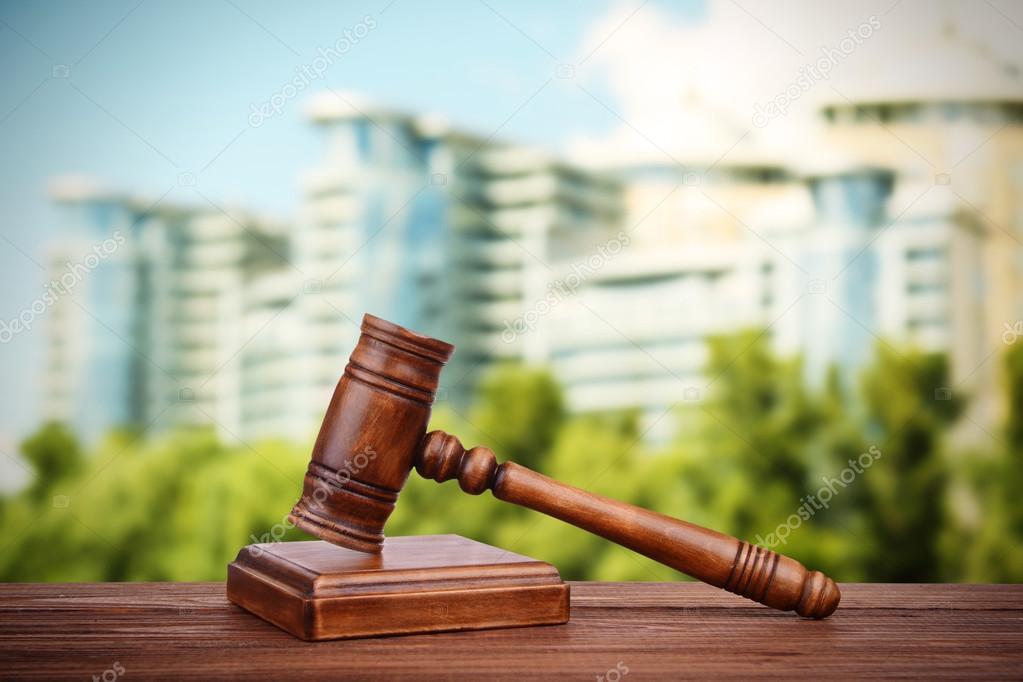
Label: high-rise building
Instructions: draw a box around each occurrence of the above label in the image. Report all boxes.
[43,95,623,442]
[43,23,1020,445]
[46,179,290,443]
[545,156,797,439]
[816,28,1023,429]
[43,181,146,444]
[540,18,1021,440]
[290,93,622,434]
[548,154,993,442]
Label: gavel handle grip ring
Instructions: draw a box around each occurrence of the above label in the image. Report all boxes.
[416,430,840,619]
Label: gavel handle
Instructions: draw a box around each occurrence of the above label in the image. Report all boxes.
[417,431,840,619]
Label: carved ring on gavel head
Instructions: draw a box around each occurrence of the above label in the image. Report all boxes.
[289,314,841,619]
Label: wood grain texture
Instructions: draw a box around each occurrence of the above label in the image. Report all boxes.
[226,535,568,640]
[288,314,454,554]
[1,583,1020,680]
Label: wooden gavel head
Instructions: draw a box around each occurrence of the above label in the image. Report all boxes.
[288,314,453,553]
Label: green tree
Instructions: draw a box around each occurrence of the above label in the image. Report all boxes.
[942,342,1023,581]
[1007,340,1023,452]
[654,333,870,580]
[0,430,309,582]
[19,421,83,501]
[6,334,1022,585]
[680,332,821,538]
[856,345,962,581]
[803,366,877,580]
[468,364,564,471]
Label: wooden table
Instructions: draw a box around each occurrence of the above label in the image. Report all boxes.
[1,583,1020,679]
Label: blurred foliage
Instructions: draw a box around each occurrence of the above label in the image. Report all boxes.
[19,422,83,501]
[2,334,1022,583]
[939,342,1023,581]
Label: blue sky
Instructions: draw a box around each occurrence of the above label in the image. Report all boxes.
[0,0,705,439]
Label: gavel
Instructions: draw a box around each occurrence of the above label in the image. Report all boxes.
[289,314,840,619]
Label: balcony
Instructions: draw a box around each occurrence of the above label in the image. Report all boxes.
[564,375,702,413]
[178,241,245,268]
[453,238,526,268]
[554,344,707,384]
[303,195,362,224]
[454,268,523,296]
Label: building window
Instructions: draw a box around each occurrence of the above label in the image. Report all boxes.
[907,281,945,294]
[355,120,371,161]
[905,246,944,261]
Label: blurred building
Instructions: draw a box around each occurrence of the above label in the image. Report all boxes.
[46,179,290,443]
[546,157,795,439]
[42,14,1022,445]
[779,167,986,386]
[550,157,988,441]
[816,24,1023,430]
[44,97,623,442]
[272,93,622,439]
[547,28,1016,440]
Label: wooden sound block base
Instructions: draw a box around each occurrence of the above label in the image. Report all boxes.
[226,534,570,641]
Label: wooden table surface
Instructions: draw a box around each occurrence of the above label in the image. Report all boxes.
[1,582,1020,680]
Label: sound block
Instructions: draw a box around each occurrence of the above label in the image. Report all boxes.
[226,534,570,641]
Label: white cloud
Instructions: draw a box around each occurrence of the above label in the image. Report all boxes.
[568,0,1023,168]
